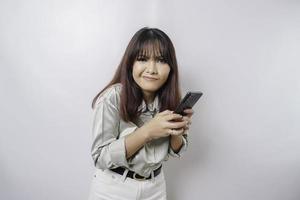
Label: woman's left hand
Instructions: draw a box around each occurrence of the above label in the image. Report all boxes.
[169,108,194,136]
[182,108,194,132]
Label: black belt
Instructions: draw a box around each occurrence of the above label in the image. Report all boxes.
[110,165,162,180]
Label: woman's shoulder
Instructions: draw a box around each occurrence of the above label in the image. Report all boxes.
[94,83,122,108]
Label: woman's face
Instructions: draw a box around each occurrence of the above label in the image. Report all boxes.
[132,53,170,99]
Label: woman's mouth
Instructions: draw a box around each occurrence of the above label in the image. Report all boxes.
[143,76,158,81]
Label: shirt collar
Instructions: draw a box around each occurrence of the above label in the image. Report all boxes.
[138,95,160,113]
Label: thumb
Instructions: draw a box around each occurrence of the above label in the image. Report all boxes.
[160,110,173,115]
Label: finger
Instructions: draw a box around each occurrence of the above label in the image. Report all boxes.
[167,121,188,129]
[183,129,189,135]
[183,124,189,130]
[165,113,183,121]
[184,109,194,117]
[182,116,192,125]
[187,119,192,125]
[184,108,194,114]
[168,128,185,136]
[182,116,189,121]
[159,110,173,116]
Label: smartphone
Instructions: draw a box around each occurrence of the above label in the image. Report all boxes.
[174,91,203,116]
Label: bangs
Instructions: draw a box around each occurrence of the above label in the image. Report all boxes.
[135,39,169,61]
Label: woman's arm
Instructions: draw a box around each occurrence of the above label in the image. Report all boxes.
[168,109,193,157]
[170,135,184,153]
[124,126,150,159]
[124,110,187,159]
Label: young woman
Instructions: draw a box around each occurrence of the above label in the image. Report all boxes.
[88,27,194,200]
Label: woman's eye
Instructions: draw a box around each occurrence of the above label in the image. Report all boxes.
[136,57,147,62]
[157,58,166,63]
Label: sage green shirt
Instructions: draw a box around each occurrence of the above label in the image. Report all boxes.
[91,83,188,177]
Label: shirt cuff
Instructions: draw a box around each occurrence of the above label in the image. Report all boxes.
[168,133,188,158]
[109,137,129,168]
[108,126,138,168]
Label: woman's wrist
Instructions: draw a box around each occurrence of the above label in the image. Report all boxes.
[170,134,183,153]
[138,125,153,142]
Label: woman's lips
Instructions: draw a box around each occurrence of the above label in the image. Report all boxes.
[143,76,158,81]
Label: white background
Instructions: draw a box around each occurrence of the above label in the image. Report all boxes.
[1,0,299,199]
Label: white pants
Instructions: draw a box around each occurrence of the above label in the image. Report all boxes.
[88,167,167,200]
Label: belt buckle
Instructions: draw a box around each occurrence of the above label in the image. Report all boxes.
[133,172,147,181]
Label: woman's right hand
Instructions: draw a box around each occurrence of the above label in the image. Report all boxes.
[142,110,188,141]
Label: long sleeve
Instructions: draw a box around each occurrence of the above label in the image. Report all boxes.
[91,98,129,170]
[168,131,188,158]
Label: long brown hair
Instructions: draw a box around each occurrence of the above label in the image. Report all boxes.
[91,27,182,123]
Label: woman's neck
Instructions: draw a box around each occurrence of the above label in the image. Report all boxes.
[143,91,155,105]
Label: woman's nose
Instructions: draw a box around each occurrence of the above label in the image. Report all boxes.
[146,61,157,73]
